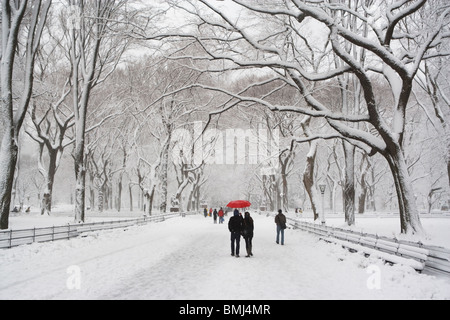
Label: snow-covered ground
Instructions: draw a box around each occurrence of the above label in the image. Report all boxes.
[1,214,449,300]
[292,212,450,248]
[6,212,138,230]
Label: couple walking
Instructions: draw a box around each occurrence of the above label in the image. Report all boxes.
[228,209,254,258]
[228,209,287,257]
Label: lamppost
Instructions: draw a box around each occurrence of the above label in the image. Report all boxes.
[319,184,326,225]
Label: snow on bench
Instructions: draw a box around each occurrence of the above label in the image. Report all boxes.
[321,231,430,271]
[289,218,450,275]
[323,237,426,271]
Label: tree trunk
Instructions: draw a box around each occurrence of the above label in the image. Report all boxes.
[262,175,274,211]
[98,188,104,212]
[129,183,133,212]
[358,162,369,214]
[117,177,122,212]
[0,0,50,229]
[160,136,171,213]
[358,153,371,214]
[275,179,282,211]
[343,142,356,225]
[137,173,144,211]
[41,151,58,216]
[327,180,337,214]
[427,191,433,214]
[147,186,155,216]
[447,144,450,189]
[280,152,291,212]
[41,193,51,216]
[0,133,19,229]
[194,185,201,212]
[105,184,111,211]
[74,147,86,223]
[270,175,277,211]
[90,187,95,212]
[358,178,368,214]
[186,187,194,212]
[303,141,319,220]
[282,173,288,212]
[384,146,424,234]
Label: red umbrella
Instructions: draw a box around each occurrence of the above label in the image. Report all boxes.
[226,200,251,209]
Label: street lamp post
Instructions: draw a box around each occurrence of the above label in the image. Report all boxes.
[319,184,326,225]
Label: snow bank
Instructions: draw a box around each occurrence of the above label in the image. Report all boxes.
[6,211,138,230]
[291,212,450,248]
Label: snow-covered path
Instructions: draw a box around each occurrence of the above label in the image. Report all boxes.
[1,214,449,300]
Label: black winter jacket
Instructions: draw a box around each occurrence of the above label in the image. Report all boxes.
[243,217,254,237]
[228,216,243,233]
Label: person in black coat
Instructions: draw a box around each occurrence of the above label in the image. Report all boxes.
[213,209,218,224]
[275,209,287,245]
[242,212,254,257]
[228,210,243,257]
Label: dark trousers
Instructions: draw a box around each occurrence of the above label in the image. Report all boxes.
[244,234,253,255]
[231,232,241,256]
[277,225,285,245]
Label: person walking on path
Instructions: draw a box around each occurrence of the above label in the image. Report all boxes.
[228,210,243,257]
[204,208,208,218]
[213,209,218,224]
[275,209,287,245]
[218,207,224,224]
[243,212,254,258]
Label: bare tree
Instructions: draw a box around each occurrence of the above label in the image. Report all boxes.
[25,22,75,215]
[147,0,450,234]
[301,117,320,220]
[0,0,51,229]
[26,99,74,215]
[64,0,130,223]
[414,58,450,189]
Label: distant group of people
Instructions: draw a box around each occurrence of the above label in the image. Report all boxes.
[203,207,225,224]
[227,208,287,258]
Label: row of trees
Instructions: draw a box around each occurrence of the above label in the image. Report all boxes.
[1,0,163,228]
[1,0,218,229]
[140,0,449,234]
[1,0,449,235]
[219,73,446,218]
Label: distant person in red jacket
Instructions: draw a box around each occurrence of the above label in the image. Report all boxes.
[218,207,224,224]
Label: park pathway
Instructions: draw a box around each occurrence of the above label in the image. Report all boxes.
[1,214,448,300]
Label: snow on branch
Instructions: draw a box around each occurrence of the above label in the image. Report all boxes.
[385,0,427,47]
[289,133,374,155]
[291,0,410,78]
[139,82,370,123]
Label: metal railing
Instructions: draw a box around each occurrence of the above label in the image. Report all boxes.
[287,217,450,276]
[0,213,185,249]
